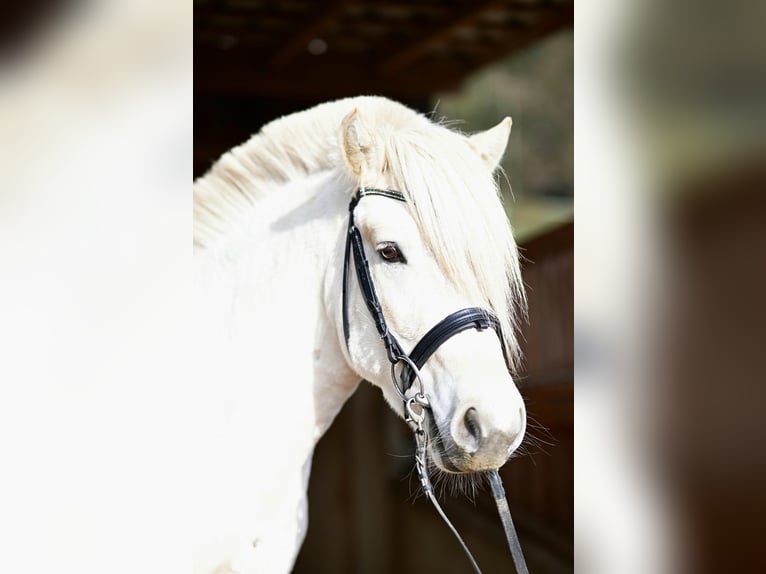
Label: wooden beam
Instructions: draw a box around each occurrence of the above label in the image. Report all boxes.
[380,0,508,76]
[194,5,572,99]
[415,4,572,87]
[269,0,352,69]
[196,50,465,98]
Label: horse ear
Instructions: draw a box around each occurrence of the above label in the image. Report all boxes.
[340,109,383,179]
[469,117,512,171]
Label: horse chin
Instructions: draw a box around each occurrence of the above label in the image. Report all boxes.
[425,411,512,474]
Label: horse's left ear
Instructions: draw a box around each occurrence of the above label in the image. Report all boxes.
[468,117,512,172]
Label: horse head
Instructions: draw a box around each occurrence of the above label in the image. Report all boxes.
[333,103,527,474]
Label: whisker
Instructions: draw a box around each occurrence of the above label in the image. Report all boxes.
[385,452,415,459]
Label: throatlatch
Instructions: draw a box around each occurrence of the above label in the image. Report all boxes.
[343,187,528,574]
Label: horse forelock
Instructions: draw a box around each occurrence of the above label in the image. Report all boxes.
[384,126,526,370]
[193,96,526,367]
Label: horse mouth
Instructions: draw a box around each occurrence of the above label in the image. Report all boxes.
[425,412,467,473]
[424,409,517,474]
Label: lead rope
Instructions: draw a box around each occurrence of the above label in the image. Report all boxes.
[487,470,530,574]
[406,397,482,574]
[406,396,530,574]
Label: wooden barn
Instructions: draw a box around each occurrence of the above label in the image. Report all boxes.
[194,2,573,572]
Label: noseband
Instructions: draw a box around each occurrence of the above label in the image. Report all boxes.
[342,187,528,574]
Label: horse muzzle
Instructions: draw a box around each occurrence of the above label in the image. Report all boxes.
[428,404,526,473]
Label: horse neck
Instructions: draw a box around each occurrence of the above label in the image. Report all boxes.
[194,171,360,464]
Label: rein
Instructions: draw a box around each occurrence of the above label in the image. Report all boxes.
[342,187,529,574]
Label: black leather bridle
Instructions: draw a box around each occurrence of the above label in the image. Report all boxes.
[342,187,510,395]
[341,187,529,574]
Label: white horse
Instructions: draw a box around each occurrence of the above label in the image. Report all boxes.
[192,96,527,573]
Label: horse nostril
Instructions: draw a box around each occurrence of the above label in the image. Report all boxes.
[463,407,482,444]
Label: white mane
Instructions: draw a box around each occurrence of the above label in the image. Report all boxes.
[193,96,526,368]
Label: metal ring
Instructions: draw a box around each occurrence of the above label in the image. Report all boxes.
[390,354,425,400]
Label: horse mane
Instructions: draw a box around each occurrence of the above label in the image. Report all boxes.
[193,96,526,369]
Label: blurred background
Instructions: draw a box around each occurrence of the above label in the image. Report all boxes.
[576,1,766,573]
[2,1,764,573]
[195,2,573,573]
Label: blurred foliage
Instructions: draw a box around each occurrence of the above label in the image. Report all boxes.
[433,28,573,242]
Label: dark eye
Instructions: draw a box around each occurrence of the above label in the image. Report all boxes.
[377,242,405,263]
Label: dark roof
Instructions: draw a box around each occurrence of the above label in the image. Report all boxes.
[195,0,573,99]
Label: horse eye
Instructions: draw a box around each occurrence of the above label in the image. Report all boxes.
[377,242,405,263]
